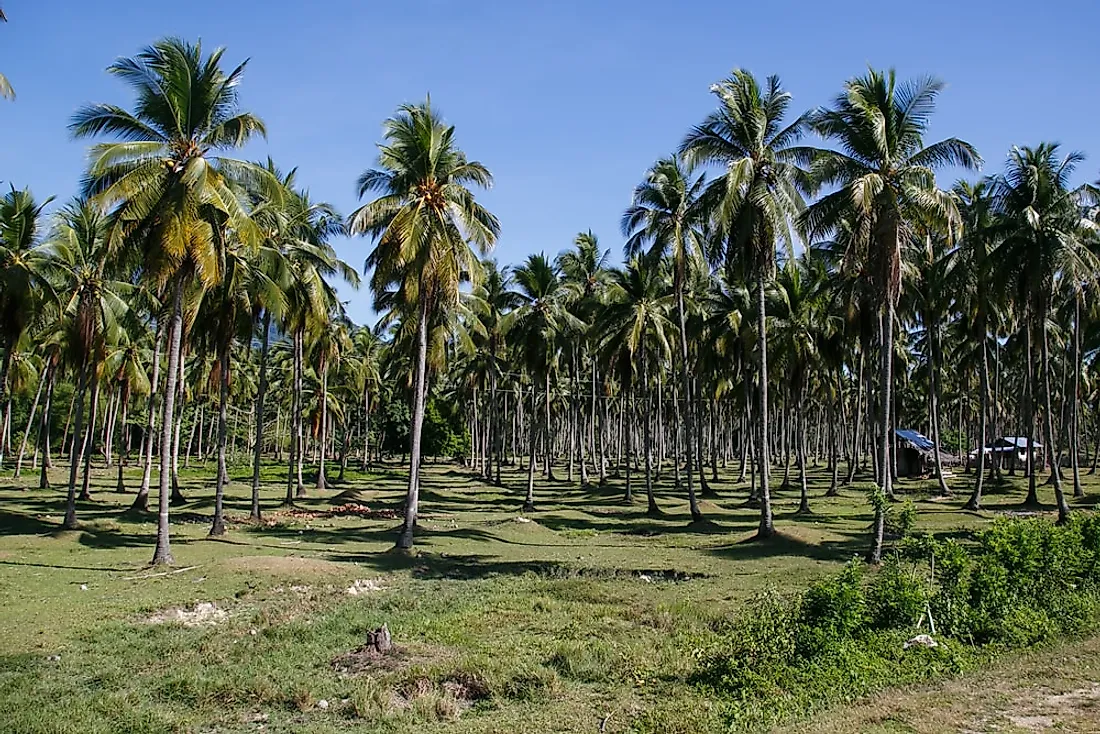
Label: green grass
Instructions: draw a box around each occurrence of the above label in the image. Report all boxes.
[0,457,1096,732]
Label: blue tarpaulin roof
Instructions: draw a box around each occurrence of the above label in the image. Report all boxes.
[895,429,935,453]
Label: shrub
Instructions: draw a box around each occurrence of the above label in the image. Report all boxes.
[866,557,928,630]
[797,560,865,654]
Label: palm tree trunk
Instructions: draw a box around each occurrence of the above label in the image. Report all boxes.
[398,301,430,549]
[966,325,990,510]
[135,324,162,511]
[169,355,186,506]
[316,360,329,490]
[294,328,306,497]
[1040,302,1069,522]
[524,383,537,512]
[79,371,100,502]
[797,386,810,514]
[210,337,231,537]
[1025,314,1039,505]
[250,311,271,520]
[927,310,951,496]
[870,304,894,564]
[14,366,45,478]
[37,360,56,489]
[62,366,89,529]
[151,280,183,566]
[1071,295,1083,497]
[756,269,773,537]
[674,256,702,523]
[624,385,633,503]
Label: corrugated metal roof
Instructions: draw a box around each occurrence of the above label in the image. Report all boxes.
[895,429,935,453]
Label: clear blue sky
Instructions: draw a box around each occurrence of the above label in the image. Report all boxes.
[2,0,1098,325]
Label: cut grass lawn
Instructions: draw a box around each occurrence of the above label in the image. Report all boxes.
[0,459,1097,732]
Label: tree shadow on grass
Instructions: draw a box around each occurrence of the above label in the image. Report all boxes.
[706,529,868,563]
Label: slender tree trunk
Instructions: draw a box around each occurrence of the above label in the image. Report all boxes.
[210,336,231,537]
[37,361,56,489]
[14,367,45,478]
[135,324,162,512]
[797,386,810,514]
[927,310,951,496]
[1039,303,1069,522]
[79,371,101,502]
[1071,295,1083,497]
[870,303,894,565]
[151,280,183,566]
[169,354,186,506]
[525,383,537,512]
[966,324,990,510]
[1025,315,1039,505]
[294,329,306,497]
[62,366,89,529]
[398,302,430,549]
[250,312,271,520]
[756,269,773,537]
[316,360,329,489]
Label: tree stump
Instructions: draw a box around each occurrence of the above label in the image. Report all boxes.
[365,623,392,654]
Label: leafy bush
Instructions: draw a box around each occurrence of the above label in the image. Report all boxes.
[696,515,1100,731]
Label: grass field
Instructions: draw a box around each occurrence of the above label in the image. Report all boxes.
[0,457,1098,733]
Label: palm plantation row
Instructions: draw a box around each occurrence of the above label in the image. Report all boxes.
[2,37,1098,566]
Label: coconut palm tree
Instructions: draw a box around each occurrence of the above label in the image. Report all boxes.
[0,187,55,469]
[680,69,814,537]
[599,253,674,514]
[991,144,1099,523]
[802,69,980,562]
[623,157,707,523]
[53,199,133,528]
[72,37,274,565]
[347,100,500,550]
[508,253,579,510]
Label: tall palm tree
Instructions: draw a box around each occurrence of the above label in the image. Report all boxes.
[72,37,273,565]
[53,199,133,528]
[802,69,980,562]
[0,187,54,469]
[623,157,706,523]
[508,253,578,510]
[599,254,674,514]
[680,69,813,537]
[347,100,500,550]
[953,180,999,509]
[991,144,1099,523]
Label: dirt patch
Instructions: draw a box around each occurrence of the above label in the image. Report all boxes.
[220,555,350,577]
[332,642,452,677]
[256,504,400,524]
[346,578,385,595]
[146,601,227,626]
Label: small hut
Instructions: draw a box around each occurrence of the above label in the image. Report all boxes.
[970,437,1041,470]
[895,429,935,477]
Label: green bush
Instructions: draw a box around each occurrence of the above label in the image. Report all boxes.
[696,516,1100,731]
[866,557,928,630]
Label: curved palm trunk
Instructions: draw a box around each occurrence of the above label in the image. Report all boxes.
[756,269,773,537]
[397,302,430,550]
[134,325,162,511]
[14,369,46,479]
[62,366,89,530]
[676,263,702,524]
[624,385,633,504]
[152,280,183,566]
[966,327,990,510]
[210,338,231,537]
[250,312,271,520]
[1040,305,1069,522]
[926,310,951,496]
[79,371,101,502]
